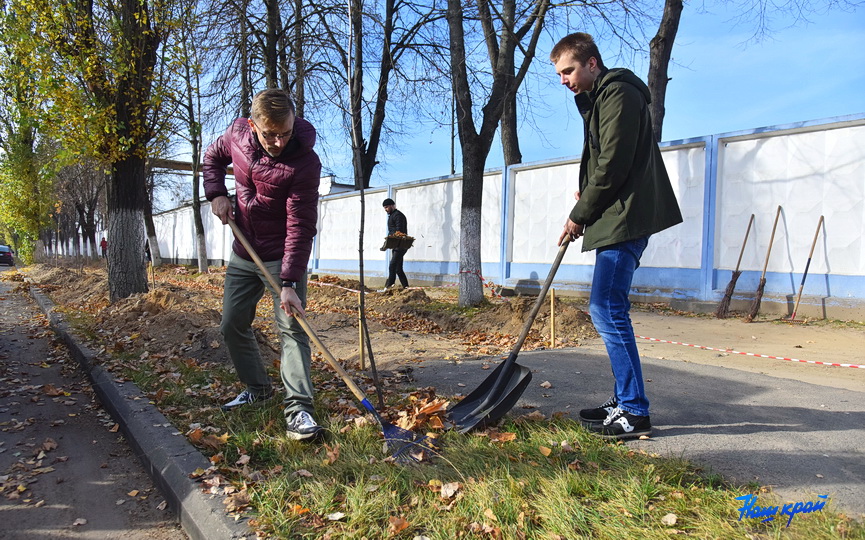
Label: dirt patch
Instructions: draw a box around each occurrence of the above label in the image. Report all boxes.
[17,265,598,374]
[23,262,862,394]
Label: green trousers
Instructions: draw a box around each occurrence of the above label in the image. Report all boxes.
[221,252,313,418]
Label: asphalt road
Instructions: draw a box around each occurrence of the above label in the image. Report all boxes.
[0,280,186,540]
[411,345,865,519]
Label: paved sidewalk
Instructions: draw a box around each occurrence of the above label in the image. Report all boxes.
[410,345,865,519]
[19,283,250,540]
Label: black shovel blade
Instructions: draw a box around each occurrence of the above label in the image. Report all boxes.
[447,361,533,433]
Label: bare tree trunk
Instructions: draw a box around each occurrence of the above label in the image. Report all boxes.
[107,155,149,301]
[448,0,548,306]
[292,0,305,117]
[500,89,522,165]
[239,0,252,117]
[458,154,486,307]
[263,0,281,88]
[648,0,683,142]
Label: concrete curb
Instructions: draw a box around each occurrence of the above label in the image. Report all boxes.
[30,285,250,540]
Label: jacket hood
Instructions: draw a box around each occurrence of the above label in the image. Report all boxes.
[595,68,652,104]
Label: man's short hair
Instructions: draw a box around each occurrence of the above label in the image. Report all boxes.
[549,32,606,70]
[382,198,395,207]
[251,89,296,124]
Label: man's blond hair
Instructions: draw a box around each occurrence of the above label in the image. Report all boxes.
[251,89,296,124]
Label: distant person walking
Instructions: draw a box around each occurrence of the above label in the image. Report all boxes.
[550,32,682,439]
[100,237,108,258]
[380,198,409,290]
[203,88,324,442]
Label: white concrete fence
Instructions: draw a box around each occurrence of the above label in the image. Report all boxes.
[151,113,865,319]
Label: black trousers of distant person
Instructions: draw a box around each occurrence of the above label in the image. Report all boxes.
[385,249,409,288]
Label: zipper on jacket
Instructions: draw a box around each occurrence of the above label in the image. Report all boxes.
[244,156,259,237]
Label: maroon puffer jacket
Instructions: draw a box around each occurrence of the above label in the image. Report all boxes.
[203,117,321,282]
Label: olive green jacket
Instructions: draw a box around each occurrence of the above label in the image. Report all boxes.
[570,68,683,252]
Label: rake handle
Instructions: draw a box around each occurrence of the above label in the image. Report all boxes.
[226,219,371,407]
[791,215,824,320]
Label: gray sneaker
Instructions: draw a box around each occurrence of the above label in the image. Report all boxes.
[221,389,274,411]
[286,411,324,441]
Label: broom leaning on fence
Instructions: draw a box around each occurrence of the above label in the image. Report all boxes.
[745,206,782,323]
[715,214,754,319]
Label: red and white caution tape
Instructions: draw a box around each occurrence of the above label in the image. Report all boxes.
[635,335,863,369]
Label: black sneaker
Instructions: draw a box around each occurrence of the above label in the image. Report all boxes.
[586,407,652,440]
[286,411,325,441]
[221,389,274,411]
[579,397,618,424]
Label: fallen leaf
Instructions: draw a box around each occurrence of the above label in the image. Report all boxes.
[293,469,314,478]
[290,504,310,515]
[540,381,552,388]
[235,454,251,466]
[224,490,251,512]
[538,446,552,457]
[42,384,64,396]
[388,516,410,534]
[440,482,461,500]
[324,444,339,465]
[127,490,139,497]
[73,518,87,526]
[483,508,498,522]
[661,513,678,526]
[109,424,120,433]
[326,512,346,521]
[489,431,516,443]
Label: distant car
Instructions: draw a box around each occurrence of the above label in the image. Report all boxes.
[0,245,14,266]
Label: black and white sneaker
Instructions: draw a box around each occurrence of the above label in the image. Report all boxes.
[579,397,618,424]
[286,411,325,441]
[220,389,274,411]
[587,407,652,440]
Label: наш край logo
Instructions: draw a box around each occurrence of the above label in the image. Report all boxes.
[736,494,828,527]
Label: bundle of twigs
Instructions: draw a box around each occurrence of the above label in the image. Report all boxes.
[715,214,754,319]
[745,206,781,323]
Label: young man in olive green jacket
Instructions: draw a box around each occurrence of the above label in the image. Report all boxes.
[551,32,683,439]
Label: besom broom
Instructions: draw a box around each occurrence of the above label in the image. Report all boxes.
[715,214,755,319]
[745,205,782,323]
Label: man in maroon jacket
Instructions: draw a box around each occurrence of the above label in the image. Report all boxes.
[203,89,323,441]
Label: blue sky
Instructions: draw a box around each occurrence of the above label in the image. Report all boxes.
[364,3,865,187]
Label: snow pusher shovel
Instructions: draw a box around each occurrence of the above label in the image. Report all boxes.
[447,238,570,433]
[227,219,435,462]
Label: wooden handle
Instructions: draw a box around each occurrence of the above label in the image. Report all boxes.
[226,219,370,404]
[733,214,755,273]
[511,238,570,353]
[759,206,782,279]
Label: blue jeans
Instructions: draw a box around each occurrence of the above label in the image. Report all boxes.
[589,236,650,416]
